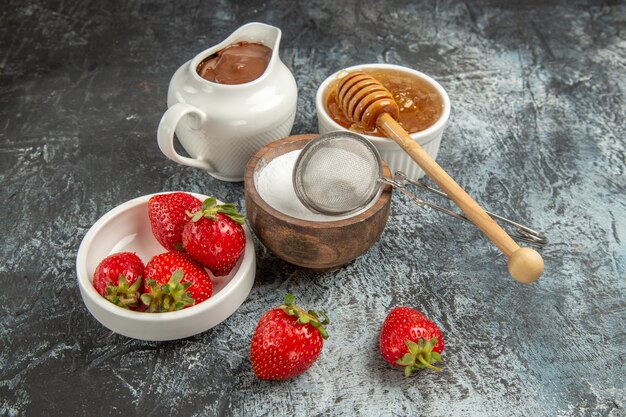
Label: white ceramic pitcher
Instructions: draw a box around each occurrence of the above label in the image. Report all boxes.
[158,23,298,182]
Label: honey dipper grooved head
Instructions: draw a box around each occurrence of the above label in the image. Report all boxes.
[336,71,400,131]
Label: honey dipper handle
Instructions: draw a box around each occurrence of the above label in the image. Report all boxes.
[377,113,544,283]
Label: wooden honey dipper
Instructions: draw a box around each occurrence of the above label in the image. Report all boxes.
[336,71,544,283]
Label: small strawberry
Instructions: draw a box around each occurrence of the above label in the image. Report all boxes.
[148,192,202,251]
[92,252,145,309]
[182,197,246,276]
[250,294,330,381]
[380,307,445,376]
[142,251,213,312]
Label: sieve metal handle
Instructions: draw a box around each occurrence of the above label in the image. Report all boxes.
[382,172,548,247]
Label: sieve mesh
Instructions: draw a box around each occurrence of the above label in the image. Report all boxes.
[293,131,384,215]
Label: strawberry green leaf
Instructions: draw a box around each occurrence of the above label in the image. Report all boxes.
[228,215,246,225]
[202,197,217,210]
[278,294,330,340]
[418,338,426,350]
[189,197,246,224]
[395,337,443,376]
[128,276,142,292]
[319,311,330,325]
[397,353,414,366]
[219,204,237,211]
[142,269,195,313]
[140,293,153,305]
[316,326,329,339]
[284,293,295,305]
[103,275,143,309]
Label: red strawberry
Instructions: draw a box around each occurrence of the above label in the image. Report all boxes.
[182,197,246,276]
[380,307,445,376]
[250,294,330,380]
[92,252,145,309]
[148,192,202,251]
[142,251,213,312]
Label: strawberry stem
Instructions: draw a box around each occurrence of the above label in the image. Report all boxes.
[279,293,330,339]
[187,197,245,225]
[396,338,443,376]
[416,355,442,372]
[104,275,143,309]
[141,269,195,312]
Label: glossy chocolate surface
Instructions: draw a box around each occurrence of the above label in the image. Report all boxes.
[196,41,272,84]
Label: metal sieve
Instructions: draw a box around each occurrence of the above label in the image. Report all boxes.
[293,131,547,246]
[293,131,384,216]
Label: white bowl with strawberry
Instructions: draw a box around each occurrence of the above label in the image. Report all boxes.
[76,192,256,341]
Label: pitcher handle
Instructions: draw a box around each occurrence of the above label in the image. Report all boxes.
[157,102,214,171]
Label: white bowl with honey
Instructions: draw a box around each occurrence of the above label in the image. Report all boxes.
[316,63,450,180]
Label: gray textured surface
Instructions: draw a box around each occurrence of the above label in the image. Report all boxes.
[1,0,625,416]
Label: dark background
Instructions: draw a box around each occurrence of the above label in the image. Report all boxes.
[1,0,624,416]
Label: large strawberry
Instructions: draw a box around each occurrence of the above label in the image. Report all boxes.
[142,251,213,312]
[148,192,202,251]
[92,252,145,309]
[380,306,445,376]
[250,294,330,380]
[182,197,246,276]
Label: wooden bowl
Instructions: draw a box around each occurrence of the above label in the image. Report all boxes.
[244,134,392,271]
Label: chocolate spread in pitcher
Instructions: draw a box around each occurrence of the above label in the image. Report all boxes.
[196,41,272,85]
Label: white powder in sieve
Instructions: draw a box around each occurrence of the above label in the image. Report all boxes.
[255,150,374,222]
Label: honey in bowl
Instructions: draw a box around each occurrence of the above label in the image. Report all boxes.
[325,68,444,137]
[197,41,272,85]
